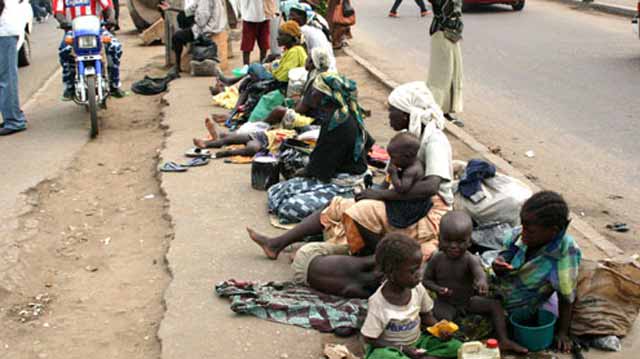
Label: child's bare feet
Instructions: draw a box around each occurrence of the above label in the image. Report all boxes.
[205,118,218,141]
[500,339,529,354]
[193,138,207,149]
[247,227,279,260]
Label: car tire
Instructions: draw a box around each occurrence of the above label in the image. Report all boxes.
[512,0,525,11]
[18,34,31,67]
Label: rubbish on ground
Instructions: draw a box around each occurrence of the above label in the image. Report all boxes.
[143,194,155,200]
[323,344,360,359]
[427,319,459,338]
[85,265,98,272]
[103,237,111,245]
[590,335,622,352]
[606,223,629,233]
[525,150,535,158]
[608,194,624,200]
[488,145,501,154]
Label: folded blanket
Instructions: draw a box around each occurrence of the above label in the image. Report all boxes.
[215,280,368,333]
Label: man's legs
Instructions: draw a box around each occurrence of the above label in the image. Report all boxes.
[104,33,124,96]
[0,36,27,132]
[58,33,76,100]
[247,209,325,259]
[172,28,195,73]
[241,21,256,65]
[257,20,270,63]
[112,0,120,30]
[307,254,379,299]
[193,132,252,149]
[389,0,404,14]
[268,16,281,58]
[415,0,428,13]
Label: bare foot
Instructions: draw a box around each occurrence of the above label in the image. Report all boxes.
[193,138,207,149]
[205,118,218,141]
[212,114,227,124]
[247,227,279,260]
[500,339,529,354]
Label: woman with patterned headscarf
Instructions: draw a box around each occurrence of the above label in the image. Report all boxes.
[265,72,373,225]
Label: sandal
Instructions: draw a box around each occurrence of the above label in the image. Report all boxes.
[184,157,210,167]
[185,147,211,158]
[160,161,188,172]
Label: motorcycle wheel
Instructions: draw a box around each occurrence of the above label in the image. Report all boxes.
[86,75,99,138]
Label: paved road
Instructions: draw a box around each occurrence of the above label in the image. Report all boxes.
[18,19,61,104]
[350,0,640,245]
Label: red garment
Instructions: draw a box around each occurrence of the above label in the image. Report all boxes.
[53,0,112,19]
[241,20,270,52]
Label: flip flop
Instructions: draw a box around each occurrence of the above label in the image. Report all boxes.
[160,161,188,172]
[185,147,211,158]
[606,222,629,233]
[184,156,209,167]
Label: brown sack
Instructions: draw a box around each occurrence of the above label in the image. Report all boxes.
[332,0,355,26]
[571,258,640,337]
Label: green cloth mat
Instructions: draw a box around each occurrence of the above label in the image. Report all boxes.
[365,334,462,359]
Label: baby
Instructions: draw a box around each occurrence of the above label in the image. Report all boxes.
[423,211,528,354]
[385,132,424,193]
[361,233,462,359]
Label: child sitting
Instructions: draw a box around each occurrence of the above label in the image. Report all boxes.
[382,132,431,230]
[361,233,462,359]
[423,211,528,354]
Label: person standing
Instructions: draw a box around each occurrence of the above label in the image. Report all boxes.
[427,0,463,126]
[388,0,430,18]
[0,0,28,136]
[239,0,269,65]
[265,0,281,60]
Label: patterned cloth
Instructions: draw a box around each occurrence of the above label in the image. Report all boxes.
[268,175,361,224]
[215,280,367,333]
[313,72,366,161]
[58,31,123,90]
[493,227,582,312]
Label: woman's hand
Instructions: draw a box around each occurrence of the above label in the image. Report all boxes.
[555,334,573,353]
[492,256,514,276]
[355,188,386,202]
[402,347,428,359]
[437,287,452,297]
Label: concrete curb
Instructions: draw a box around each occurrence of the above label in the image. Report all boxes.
[344,47,624,259]
[551,0,637,18]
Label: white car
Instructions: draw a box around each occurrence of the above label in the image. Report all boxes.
[16,0,34,67]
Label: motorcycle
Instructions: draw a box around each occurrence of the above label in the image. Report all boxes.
[62,15,112,138]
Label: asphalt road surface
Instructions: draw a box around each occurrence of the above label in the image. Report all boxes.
[350,0,640,246]
[18,19,61,103]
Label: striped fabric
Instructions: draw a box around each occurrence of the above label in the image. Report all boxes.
[53,0,112,19]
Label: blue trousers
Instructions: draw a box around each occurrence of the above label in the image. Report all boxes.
[58,31,123,90]
[0,36,27,130]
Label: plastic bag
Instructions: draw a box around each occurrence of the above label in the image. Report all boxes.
[286,67,308,99]
[590,335,622,352]
[248,90,285,122]
[278,139,312,179]
[191,36,219,62]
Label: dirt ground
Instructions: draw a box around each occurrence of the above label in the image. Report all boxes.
[0,12,172,359]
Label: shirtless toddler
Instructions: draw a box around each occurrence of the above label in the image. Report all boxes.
[423,211,528,354]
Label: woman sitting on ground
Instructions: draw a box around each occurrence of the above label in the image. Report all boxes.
[267,72,373,224]
[216,20,308,93]
[492,190,582,353]
[250,81,454,262]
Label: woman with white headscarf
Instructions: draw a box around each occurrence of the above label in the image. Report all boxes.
[249,82,454,285]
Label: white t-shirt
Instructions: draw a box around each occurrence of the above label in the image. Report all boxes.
[239,0,266,23]
[0,0,24,37]
[420,129,454,205]
[301,25,337,72]
[360,283,434,347]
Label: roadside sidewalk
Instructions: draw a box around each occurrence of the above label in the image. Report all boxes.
[157,43,638,358]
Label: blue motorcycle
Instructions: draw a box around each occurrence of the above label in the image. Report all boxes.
[63,15,111,138]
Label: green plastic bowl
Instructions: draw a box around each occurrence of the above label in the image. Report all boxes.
[509,309,557,352]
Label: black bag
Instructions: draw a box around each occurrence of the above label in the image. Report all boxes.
[342,0,355,18]
[191,35,219,62]
[131,74,177,95]
[278,139,312,180]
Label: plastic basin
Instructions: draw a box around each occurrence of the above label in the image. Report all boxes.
[509,309,557,352]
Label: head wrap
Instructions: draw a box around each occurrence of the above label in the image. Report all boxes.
[279,20,302,40]
[285,1,314,23]
[310,47,331,73]
[387,81,445,141]
[313,73,367,161]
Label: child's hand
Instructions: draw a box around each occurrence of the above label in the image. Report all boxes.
[438,287,452,297]
[474,279,489,296]
[492,256,514,275]
[403,347,427,359]
[438,329,453,341]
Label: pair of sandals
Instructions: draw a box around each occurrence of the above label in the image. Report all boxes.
[160,148,213,172]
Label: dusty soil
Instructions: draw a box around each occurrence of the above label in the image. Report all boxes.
[0,12,172,359]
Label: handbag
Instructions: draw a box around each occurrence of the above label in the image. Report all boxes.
[332,0,356,26]
[342,0,355,17]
